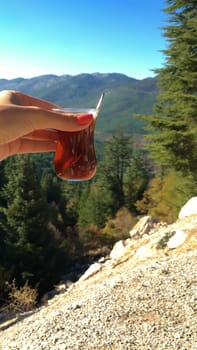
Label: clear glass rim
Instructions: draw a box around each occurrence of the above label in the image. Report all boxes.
[55,108,97,113]
[52,93,104,118]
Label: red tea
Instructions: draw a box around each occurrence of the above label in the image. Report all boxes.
[53,93,104,181]
[54,120,97,181]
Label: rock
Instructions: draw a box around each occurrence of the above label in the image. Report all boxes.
[167,229,187,249]
[109,240,126,260]
[79,262,102,281]
[129,215,158,239]
[135,244,154,258]
[55,283,67,293]
[98,257,106,263]
[178,197,197,218]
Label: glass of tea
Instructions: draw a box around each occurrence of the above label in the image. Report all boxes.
[53,93,104,181]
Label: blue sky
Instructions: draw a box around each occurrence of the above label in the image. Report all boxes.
[0,0,167,80]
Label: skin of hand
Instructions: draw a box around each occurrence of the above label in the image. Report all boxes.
[0,90,93,161]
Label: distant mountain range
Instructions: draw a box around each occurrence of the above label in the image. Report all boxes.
[0,73,158,138]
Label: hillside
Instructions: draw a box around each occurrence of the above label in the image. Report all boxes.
[0,199,196,350]
[0,73,158,137]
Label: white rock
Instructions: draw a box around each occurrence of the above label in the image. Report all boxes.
[79,262,101,281]
[167,229,187,249]
[125,238,132,246]
[129,215,157,238]
[178,197,197,218]
[135,244,154,258]
[110,240,126,260]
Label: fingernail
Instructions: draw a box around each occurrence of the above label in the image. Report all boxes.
[76,114,93,125]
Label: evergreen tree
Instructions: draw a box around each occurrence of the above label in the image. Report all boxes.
[77,133,133,229]
[139,0,197,183]
[78,178,110,229]
[0,161,10,303]
[40,172,68,234]
[124,150,150,212]
[103,133,133,211]
[0,156,66,297]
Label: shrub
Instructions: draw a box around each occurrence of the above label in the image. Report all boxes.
[135,171,195,223]
[102,207,137,239]
[6,280,38,313]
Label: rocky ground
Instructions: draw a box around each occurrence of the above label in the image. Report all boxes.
[0,213,196,350]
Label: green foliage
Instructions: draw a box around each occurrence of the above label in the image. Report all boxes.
[136,171,195,223]
[102,133,133,210]
[137,0,197,183]
[79,207,137,259]
[102,207,137,241]
[78,182,107,229]
[156,231,176,250]
[77,133,131,229]
[0,156,69,301]
[77,133,150,232]
[40,172,68,233]
[124,151,150,212]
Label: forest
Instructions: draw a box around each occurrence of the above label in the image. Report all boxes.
[0,0,196,307]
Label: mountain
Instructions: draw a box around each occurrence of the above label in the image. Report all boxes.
[0,73,158,137]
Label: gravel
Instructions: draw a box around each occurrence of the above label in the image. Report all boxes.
[0,250,196,350]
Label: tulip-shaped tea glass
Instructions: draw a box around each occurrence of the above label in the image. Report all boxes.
[53,93,104,181]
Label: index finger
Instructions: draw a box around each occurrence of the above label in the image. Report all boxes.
[37,110,94,131]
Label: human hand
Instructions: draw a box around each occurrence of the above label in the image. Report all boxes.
[0,105,93,161]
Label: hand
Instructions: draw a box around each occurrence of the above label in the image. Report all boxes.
[0,91,93,161]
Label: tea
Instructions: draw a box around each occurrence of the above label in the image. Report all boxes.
[54,120,96,181]
[53,94,104,181]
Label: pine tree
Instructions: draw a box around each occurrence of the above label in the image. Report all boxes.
[40,172,68,233]
[0,159,13,301]
[78,179,109,229]
[124,150,150,212]
[77,133,133,229]
[139,0,197,183]
[1,156,66,297]
[103,133,133,211]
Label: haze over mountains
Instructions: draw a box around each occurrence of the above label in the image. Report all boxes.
[0,73,158,137]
